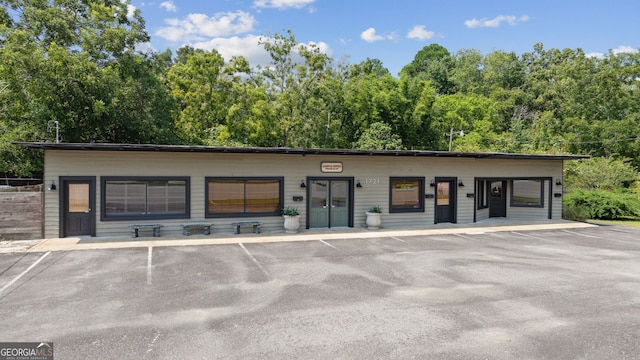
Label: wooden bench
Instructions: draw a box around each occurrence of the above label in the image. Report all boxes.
[181,223,213,236]
[231,221,261,234]
[129,224,163,238]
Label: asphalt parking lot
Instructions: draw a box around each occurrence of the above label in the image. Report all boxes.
[1,225,639,359]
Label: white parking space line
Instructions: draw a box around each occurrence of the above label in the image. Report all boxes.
[391,236,406,243]
[238,243,270,277]
[147,247,153,286]
[454,233,476,241]
[319,239,340,251]
[511,231,547,240]
[0,252,51,296]
[562,229,601,239]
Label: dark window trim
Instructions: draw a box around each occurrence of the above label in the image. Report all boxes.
[389,177,425,213]
[476,179,490,210]
[101,176,190,221]
[510,178,545,208]
[205,176,284,218]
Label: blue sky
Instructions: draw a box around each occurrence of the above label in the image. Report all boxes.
[130,0,639,76]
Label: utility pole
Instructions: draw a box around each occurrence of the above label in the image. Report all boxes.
[47,120,61,143]
[448,128,464,152]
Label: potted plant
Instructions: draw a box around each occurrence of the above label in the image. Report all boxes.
[366,206,382,230]
[282,206,301,233]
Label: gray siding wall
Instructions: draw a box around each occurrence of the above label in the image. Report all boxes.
[43,150,565,238]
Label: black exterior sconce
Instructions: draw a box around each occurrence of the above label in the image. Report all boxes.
[356,180,363,188]
[48,181,57,191]
[458,180,465,187]
[429,180,435,187]
[300,180,306,188]
[555,179,563,186]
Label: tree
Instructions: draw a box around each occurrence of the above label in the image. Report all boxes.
[353,122,404,150]
[564,157,639,191]
[167,48,231,144]
[258,30,342,148]
[400,44,455,95]
[450,49,483,94]
[430,94,500,151]
[0,0,175,177]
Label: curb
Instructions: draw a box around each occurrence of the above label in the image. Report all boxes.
[8,221,599,253]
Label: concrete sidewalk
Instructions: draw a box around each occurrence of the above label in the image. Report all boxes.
[2,219,598,254]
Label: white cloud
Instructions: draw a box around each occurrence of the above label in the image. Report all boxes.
[253,0,315,9]
[135,42,155,54]
[360,27,396,43]
[126,3,136,19]
[160,1,177,13]
[407,25,435,40]
[586,52,605,59]
[612,45,638,55]
[190,35,332,70]
[587,46,638,59]
[155,11,256,43]
[465,15,529,29]
[192,35,270,65]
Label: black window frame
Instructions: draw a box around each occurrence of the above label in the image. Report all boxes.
[389,177,425,213]
[476,180,490,210]
[205,177,284,218]
[101,176,190,221]
[510,179,545,208]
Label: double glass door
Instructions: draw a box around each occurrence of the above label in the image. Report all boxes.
[309,180,350,228]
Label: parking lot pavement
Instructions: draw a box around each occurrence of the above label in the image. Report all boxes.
[0,225,639,359]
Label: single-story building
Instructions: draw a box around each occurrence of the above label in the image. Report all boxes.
[15,142,588,238]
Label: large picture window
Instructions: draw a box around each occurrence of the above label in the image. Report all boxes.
[389,177,425,213]
[102,177,189,220]
[206,177,283,217]
[511,179,544,207]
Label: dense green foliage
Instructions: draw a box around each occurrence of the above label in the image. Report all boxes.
[563,158,640,221]
[1,1,639,180]
[564,189,640,220]
[564,157,639,191]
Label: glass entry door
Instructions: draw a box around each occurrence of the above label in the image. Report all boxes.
[309,179,351,228]
[489,180,507,217]
[435,178,456,223]
[62,177,96,237]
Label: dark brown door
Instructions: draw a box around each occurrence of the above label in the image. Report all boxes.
[489,180,507,218]
[435,178,456,223]
[62,177,96,237]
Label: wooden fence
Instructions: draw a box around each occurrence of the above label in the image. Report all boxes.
[0,185,43,240]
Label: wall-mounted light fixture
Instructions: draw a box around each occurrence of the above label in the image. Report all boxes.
[555,179,563,186]
[430,180,436,187]
[300,180,306,188]
[48,180,57,191]
[356,180,363,188]
[458,180,465,187]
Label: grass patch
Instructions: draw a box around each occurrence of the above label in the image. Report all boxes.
[588,218,640,228]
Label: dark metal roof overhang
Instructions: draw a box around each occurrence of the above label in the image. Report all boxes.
[13,142,590,161]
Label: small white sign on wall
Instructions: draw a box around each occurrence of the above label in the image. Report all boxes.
[321,162,343,173]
